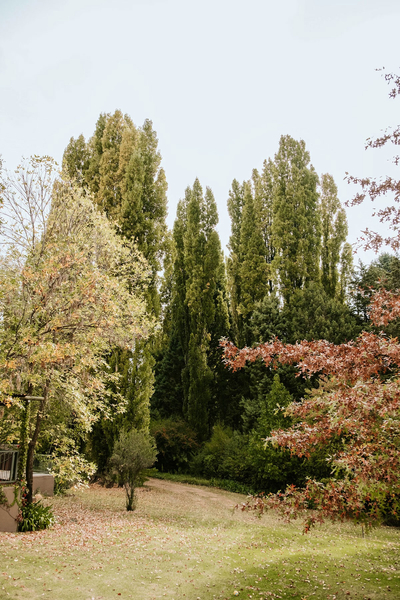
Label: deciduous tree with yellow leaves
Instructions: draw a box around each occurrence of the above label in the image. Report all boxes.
[0,156,152,503]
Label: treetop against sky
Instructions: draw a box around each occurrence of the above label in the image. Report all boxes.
[1,0,400,261]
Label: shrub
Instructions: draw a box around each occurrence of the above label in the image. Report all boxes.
[110,429,157,511]
[191,424,250,481]
[150,418,198,473]
[191,424,317,494]
[18,501,55,532]
[50,452,96,494]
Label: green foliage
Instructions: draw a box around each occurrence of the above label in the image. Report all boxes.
[150,418,198,473]
[250,283,359,346]
[192,425,252,484]
[224,138,352,433]
[245,286,360,426]
[257,373,292,433]
[237,182,270,340]
[282,282,361,344]
[0,484,8,507]
[190,378,332,494]
[272,135,321,300]
[190,424,330,494]
[0,156,151,503]
[33,401,96,490]
[63,111,168,316]
[226,179,245,344]
[0,402,21,447]
[243,375,304,491]
[192,424,235,479]
[50,452,96,494]
[63,111,169,468]
[320,173,350,298]
[160,179,229,439]
[110,429,157,511]
[90,345,155,475]
[18,501,55,532]
[151,334,185,419]
[350,253,400,335]
[226,164,275,347]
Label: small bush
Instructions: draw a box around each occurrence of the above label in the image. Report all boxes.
[191,424,250,482]
[110,429,157,511]
[18,501,55,532]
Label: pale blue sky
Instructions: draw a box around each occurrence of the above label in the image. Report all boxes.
[1,0,400,262]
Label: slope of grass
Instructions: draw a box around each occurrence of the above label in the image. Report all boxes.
[0,479,399,600]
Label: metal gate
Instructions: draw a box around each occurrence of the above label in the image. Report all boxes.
[0,448,19,483]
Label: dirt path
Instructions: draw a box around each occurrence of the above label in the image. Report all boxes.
[144,477,242,510]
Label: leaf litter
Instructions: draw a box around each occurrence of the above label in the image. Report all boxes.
[1,479,400,599]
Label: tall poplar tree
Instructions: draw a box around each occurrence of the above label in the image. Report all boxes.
[253,159,276,293]
[271,135,321,301]
[237,182,269,345]
[166,180,229,440]
[227,165,275,347]
[226,179,245,344]
[319,173,350,298]
[62,111,168,465]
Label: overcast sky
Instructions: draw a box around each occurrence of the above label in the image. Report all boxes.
[1,0,400,263]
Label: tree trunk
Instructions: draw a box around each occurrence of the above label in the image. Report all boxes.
[25,387,48,504]
[125,483,136,511]
[17,398,31,482]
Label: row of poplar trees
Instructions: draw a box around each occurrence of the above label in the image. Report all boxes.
[62,113,353,464]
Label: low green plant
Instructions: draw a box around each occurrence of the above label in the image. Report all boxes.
[18,500,55,532]
[0,484,8,507]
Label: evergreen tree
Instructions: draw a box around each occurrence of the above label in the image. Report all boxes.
[96,111,134,220]
[271,135,321,300]
[349,253,400,337]
[171,193,190,416]
[257,373,292,435]
[241,280,360,433]
[282,282,360,345]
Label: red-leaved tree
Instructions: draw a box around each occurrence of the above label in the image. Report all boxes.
[221,71,400,531]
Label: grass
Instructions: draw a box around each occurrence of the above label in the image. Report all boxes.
[0,478,399,600]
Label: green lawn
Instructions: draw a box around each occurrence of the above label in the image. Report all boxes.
[1,478,399,600]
